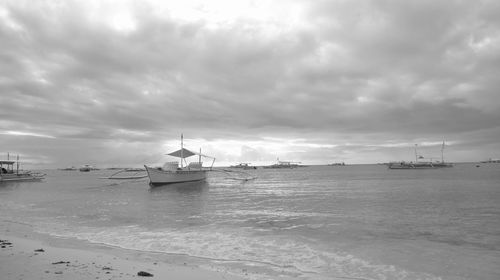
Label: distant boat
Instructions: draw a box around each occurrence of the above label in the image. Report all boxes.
[263,159,300,169]
[388,161,453,169]
[229,163,257,169]
[79,164,92,172]
[60,166,77,171]
[1,154,45,182]
[328,162,346,166]
[144,135,216,186]
[389,142,453,169]
[480,158,500,163]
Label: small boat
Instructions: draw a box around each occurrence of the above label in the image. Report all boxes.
[480,158,500,163]
[79,164,92,172]
[388,161,453,169]
[263,159,300,169]
[229,163,257,169]
[144,135,216,186]
[60,166,77,171]
[389,142,453,169]
[1,154,45,182]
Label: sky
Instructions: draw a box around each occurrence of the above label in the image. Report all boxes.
[1,0,499,168]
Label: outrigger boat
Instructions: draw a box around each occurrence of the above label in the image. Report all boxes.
[229,163,257,169]
[388,161,453,169]
[388,142,453,169]
[144,135,216,186]
[0,154,45,182]
[263,158,301,169]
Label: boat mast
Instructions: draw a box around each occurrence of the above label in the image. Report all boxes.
[180,134,184,168]
[414,144,418,163]
[441,141,445,163]
[16,154,19,175]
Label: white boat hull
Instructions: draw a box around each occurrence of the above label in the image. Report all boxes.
[388,162,453,169]
[144,165,207,186]
[0,173,44,182]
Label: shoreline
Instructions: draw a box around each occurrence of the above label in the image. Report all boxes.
[0,220,245,280]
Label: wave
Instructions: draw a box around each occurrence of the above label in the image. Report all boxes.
[34,222,441,280]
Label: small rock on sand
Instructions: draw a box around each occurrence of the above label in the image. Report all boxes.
[137,271,154,277]
[52,261,70,264]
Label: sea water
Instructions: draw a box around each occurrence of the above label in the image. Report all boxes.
[1,163,499,279]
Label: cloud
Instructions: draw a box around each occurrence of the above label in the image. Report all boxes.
[1,0,499,167]
[0,130,55,138]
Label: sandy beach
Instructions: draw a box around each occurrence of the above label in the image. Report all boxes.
[0,221,244,280]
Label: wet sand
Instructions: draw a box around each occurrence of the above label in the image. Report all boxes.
[0,224,244,280]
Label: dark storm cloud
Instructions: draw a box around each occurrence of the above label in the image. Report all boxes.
[1,0,499,166]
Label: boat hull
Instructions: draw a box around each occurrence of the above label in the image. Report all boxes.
[144,165,207,186]
[263,164,298,169]
[388,162,453,169]
[0,173,44,182]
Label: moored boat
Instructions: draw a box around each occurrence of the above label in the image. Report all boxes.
[144,165,208,185]
[60,166,77,171]
[388,161,453,169]
[263,159,300,169]
[0,154,45,182]
[388,142,453,169]
[144,135,215,186]
[328,162,346,166]
[79,164,92,172]
[480,158,500,163]
[229,163,257,169]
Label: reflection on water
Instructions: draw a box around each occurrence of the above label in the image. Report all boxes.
[149,180,209,193]
[0,181,24,189]
[147,181,210,223]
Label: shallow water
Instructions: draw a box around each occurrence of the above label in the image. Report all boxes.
[1,163,499,279]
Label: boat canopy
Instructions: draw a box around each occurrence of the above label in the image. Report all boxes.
[167,148,215,159]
